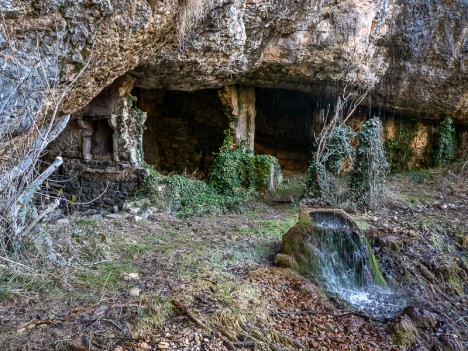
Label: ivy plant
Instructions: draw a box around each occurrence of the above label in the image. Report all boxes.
[350,117,389,208]
[433,116,457,167]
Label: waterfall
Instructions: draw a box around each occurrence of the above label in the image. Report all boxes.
[307,211,406,320]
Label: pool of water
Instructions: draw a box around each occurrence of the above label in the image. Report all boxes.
[330,285,406,320]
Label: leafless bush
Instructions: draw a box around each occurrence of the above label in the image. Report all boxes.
[306,87,368,202]
[0,16,93,257]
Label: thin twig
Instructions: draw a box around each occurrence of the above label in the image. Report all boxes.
[0,255,34,270]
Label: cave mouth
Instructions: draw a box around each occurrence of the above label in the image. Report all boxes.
[133,88,230,175]
[254,88,325,171]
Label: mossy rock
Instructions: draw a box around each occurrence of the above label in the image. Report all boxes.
[274,254,299,271]
[281,207,387,287]
[392,315,419,347]
[281,221,322,278]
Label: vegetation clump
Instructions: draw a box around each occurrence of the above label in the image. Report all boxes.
[306,125,355,199]
[136,164,246,218]
[304,90,366,202]
[254,154,283,193]
[210,130,282,195]
[432,116,457,167]
[350,117,389,208]
[305,114,389,209]
[384,120,418,172]
[165,175,240,217]
[136,131,282,217]
[209,131,256,196]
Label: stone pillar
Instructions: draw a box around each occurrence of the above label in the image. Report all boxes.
[218,86,256,150]
[108,114,120,162]
[77,119,93,161]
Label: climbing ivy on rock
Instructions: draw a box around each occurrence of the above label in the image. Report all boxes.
[350,117,389,208]
[432,116,457,167]
[384,120,418,172]
[209,131,256,195]
[305,162,329,199]
[125,94,147,165]
[324,124,356,175]
[305,124,356,199]
[254,154,282,193]
[210,130,282,195]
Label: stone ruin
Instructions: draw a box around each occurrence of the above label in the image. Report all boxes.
[44,76,147,211]
[43,74,468,212]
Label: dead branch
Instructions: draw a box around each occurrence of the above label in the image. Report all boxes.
[0,116,69,193]
[171,299,210,329]
[18,198,59,238]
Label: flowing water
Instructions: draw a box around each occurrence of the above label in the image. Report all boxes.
[309,213,406,320]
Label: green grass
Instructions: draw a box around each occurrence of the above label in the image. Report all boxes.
[136,292,172,334]
[409,170,431,183]
[238,213,297,239]
[77,261,135,292]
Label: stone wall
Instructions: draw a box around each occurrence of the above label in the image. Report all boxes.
[45,76,146,211]
[135,88,230,174]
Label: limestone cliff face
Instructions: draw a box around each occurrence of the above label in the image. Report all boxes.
[0,0,466,140]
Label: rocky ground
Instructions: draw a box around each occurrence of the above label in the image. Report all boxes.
[0,167,466,351]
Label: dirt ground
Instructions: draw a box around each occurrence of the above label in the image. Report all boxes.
[0,167,466,351]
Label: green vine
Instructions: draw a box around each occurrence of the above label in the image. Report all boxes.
[350,117,389,208]
[126,94,146,163]
[325,125,356,175]
[209,130,282,195]
[305,124,355,198]
[305,162,329,198]
[246,110,252,143]
[209,130,256,196]
[254,154,282,193]
[135,164,246,218]
[384,120,418,172]
[432,116,457,167]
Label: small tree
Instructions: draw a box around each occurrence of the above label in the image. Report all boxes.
[306,88,367,200]
[350,117,389,208]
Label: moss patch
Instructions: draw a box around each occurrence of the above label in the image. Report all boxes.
[365,240,387,287]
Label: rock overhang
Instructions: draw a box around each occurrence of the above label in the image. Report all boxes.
[1,0,467,145]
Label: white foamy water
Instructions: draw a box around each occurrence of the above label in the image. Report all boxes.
[307,218,406,320]
[334,285,406,320]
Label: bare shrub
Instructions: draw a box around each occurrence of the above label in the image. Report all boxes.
[306,88,368,203]
[0,16,93,256]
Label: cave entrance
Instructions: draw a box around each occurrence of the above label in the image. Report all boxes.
[255,88,324,171]
[133,88,230,175]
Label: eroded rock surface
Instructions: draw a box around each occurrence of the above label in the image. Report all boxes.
[0,0,466,140]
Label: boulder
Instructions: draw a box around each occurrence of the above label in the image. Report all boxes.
[281,208,387,287]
